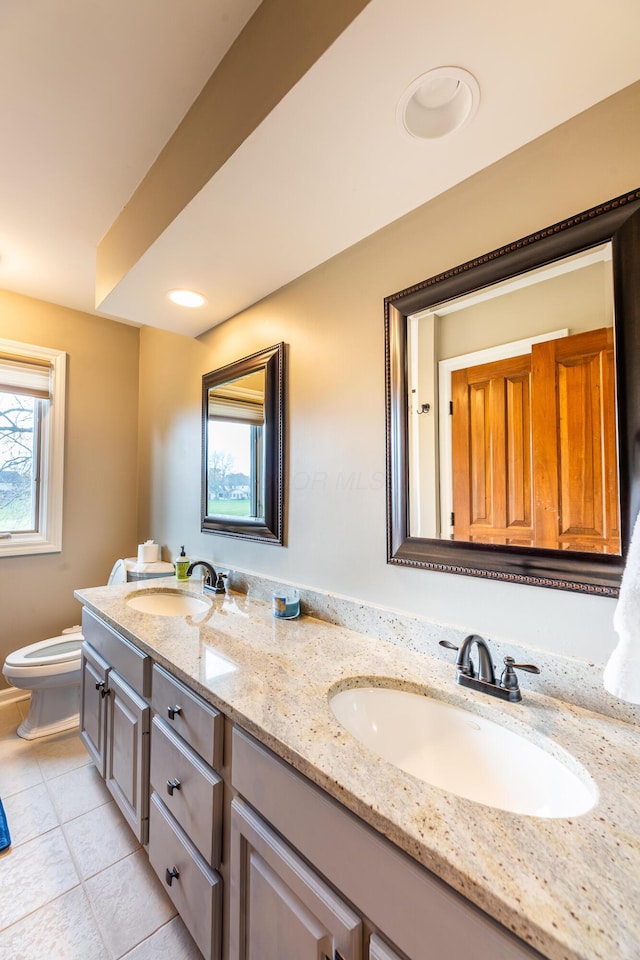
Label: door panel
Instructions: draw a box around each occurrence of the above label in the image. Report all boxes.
[230,797,362,960]
[452,354,532,545]
[105,669,150,842]
[248,853,332,959]
[452,328,618,553]
[531,327,619,553]
[79,643,109,777]
[369,934,406,960]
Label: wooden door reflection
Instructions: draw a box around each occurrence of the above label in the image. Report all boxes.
[452,327,619,553]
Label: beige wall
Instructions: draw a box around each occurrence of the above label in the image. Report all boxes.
[0,293,139,687]
[139,83,640,666]
[437,259,612,360]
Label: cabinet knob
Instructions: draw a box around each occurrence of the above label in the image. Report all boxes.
[95,680,108,698]
[167,705,182,720]
[165,866,180,887]
[166,778,182,796]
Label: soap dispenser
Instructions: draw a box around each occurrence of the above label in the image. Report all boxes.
[175,545,190,582]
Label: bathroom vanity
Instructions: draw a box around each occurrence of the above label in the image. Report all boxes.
[75,579,640,960]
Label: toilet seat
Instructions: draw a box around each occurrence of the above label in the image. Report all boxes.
[3,632,83,686]
[4,632,83,667]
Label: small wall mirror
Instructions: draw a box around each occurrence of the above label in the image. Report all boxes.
[385,191,640,595]
[202,343,285,543]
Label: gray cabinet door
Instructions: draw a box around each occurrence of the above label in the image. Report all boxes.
[79,642,109,777]
[369,934,405,960]
[230,797,362,960]
[232,728,544,960]
[104,668,150,843]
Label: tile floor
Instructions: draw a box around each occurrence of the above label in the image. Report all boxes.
[0,698,202,959]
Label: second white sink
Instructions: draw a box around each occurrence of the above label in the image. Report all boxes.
[330,684,597,818]
[126,590,211,618]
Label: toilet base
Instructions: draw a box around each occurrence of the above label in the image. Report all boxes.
[17,685,81,740]
[17,710,80,740]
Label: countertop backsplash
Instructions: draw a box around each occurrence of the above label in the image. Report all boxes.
[229,567,640,727]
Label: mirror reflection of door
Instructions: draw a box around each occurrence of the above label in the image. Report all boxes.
[407,242,620,555]
[207,369,266,520]
[451,327,619,553]
[451,352,533,546]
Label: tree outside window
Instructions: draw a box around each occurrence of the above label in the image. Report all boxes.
[0,340,65,556]
[0,392,38,532]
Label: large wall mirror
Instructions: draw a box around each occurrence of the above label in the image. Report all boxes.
[201,342,285,543]
[385,190,640,595]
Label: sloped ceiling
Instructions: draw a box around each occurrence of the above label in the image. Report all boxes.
[2,0,640,337]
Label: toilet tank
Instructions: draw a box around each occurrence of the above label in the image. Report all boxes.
[109,558,175,585]
[126,559,175,581]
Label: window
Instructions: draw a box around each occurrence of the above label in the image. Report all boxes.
[207,419,265,519]
[0,339,66,556]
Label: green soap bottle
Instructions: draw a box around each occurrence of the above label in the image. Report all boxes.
[175,545,190,581]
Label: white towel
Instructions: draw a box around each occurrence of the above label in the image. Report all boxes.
[604,510,640,703]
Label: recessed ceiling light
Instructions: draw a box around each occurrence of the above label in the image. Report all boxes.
[168,289,207,308]
[397,67,480,140]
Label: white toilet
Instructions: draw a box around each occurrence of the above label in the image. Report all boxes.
[2,629,85,739]
[2,555,174,739]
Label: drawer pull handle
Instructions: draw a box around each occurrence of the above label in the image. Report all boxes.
[165,866,180,886]
[167,705,182,720]
[166,778,182,796]
[95,680,108,699]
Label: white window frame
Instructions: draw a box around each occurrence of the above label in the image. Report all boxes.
[0,338,66,557]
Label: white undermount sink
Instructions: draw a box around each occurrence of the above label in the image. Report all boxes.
[126,590,211,618]
[330,685,597,818]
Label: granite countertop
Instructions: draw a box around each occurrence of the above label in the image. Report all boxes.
[74,578,640,960]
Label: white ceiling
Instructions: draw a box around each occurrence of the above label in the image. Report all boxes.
[0,0,261,315]
[2,0,640,338]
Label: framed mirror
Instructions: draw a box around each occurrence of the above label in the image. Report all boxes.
[385,190,640,595]
[201,342,285,543]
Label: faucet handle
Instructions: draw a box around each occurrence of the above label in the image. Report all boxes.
[500,656,540,692]
[438,640,459,652]
[503,656,540,674]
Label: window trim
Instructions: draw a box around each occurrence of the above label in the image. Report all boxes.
[0,338,66,557]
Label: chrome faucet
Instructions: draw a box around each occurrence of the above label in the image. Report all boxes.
[439,635,540,703]
[186,561,226,595]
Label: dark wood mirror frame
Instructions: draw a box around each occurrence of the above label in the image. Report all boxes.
[385,189,640,596]
[201,342,285,544]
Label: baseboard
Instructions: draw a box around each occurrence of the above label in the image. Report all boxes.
[0,687,29,706]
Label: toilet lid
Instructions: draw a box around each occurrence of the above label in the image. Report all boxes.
[5,633,83,668]
[108,558,127,585]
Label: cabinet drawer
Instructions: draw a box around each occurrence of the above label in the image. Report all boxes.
[149,792,222,960]
[151,664,223,768]
[150,715,223,867]
[82,609,151,697]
